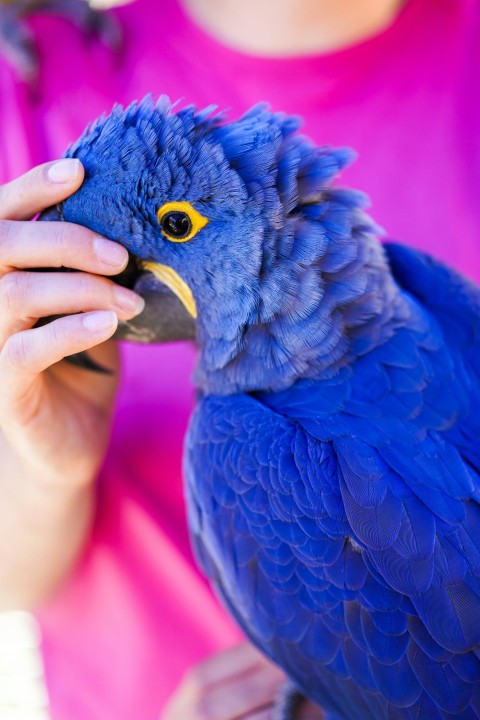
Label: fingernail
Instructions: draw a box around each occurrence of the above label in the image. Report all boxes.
[93,236,129,267]
[113,286,145,316]
[82,310,118,333]
[47,159,81,184]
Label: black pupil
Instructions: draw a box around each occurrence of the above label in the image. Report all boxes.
[162,211,192,239]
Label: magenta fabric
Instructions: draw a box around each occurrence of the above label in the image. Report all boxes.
[0,0,479,717]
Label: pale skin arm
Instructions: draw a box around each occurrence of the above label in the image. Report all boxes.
[0,158,145,611]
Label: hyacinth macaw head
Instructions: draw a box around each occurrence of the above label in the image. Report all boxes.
[42,96,375,393]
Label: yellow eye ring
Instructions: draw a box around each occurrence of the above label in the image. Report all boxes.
[157,201,209,243]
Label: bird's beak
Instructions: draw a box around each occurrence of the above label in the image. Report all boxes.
[113,257,196,343]
[38,204,196,344]
[141,262,197,320]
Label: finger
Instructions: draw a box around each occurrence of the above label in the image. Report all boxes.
[0,159,84,221]
[185,643,272,690]
[0,270,144,344]
[193,663,284,720]
[231,697,325,720]
[298,700,326,720]
[0,219,129,277]
[163,705,275,720]
[165,660,284,720]
[0,311,119,405]
[248,709,274,720]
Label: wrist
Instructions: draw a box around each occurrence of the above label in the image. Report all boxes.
[0,469,95,611]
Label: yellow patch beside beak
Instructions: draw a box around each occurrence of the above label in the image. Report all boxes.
[141,261,197,319]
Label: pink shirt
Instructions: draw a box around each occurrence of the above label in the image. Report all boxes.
[0,0,479,717]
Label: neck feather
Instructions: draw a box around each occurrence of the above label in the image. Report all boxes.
[195,188,408,395]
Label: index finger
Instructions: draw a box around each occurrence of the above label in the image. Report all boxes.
[0,159,84,221]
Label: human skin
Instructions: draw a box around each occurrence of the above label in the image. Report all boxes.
[0,0,406,715]
[161,2,408,717]
[181,0,407,56]
[0,159,144,610]
[161,643,325,720]
[0,0,407,613]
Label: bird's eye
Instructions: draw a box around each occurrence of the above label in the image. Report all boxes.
[157,201,208,243]
[162,211,191,239]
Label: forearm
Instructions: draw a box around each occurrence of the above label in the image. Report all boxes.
[0,445,95,611]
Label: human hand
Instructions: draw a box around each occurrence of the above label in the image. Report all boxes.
[0,158,144,487]
[161,642,324,720]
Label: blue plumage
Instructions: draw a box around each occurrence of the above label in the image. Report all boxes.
[49,96,480,719]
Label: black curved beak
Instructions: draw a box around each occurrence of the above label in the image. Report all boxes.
[37,204,196,371]
[111,255,196,343]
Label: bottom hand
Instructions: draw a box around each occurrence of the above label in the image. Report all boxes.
[161,642,324,720]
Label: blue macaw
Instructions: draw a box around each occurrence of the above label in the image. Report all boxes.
[41,97,480,720]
